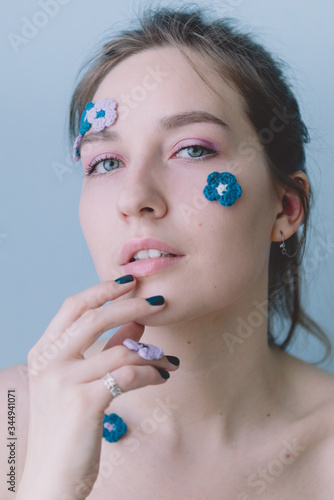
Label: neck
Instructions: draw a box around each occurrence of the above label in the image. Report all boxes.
[121,292,288,446]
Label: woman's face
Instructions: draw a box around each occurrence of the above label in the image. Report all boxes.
[79,46,281,325]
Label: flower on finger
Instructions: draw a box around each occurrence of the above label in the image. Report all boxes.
[203,171,242,207]
[123,338,164,360]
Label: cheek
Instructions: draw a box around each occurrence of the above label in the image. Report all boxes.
[79,181,116,234]
[79,185,119,279]
[79,185,100,244]
[190,175,276,301]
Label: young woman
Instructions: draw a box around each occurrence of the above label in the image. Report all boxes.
[1,7,334,500]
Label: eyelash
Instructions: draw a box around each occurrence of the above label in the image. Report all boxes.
[84,144,218,177]
[174,143,217,161]
[84,154,124,177]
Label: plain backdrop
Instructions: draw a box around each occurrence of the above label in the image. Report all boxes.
[1,0,333,371]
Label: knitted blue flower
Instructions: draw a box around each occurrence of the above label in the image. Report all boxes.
[203,171,242,207]
[102,413,127,443]
[79,102,95,135]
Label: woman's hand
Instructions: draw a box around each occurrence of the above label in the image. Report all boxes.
[17,276,179,500]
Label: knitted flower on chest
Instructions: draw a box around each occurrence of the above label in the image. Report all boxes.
[203,171,242,207]
[102,413,127,443]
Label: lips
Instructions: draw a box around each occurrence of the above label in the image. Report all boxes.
[119,237,184,265]
[119,237,185,277]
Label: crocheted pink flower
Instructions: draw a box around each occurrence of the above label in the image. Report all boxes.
[72,98,118,161]
[72,134,83,162]
[85,98,117,132]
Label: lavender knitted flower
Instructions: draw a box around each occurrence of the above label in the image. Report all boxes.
[72,134,83,162]
[123,339,164,360]
[72,98,118,162]
[85,98,117,132]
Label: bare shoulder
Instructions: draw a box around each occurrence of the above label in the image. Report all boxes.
[276,348,334,414]
[301,363,334,494]
[278,350,334,495]
[272,351,334,500]
[0,364,29,498]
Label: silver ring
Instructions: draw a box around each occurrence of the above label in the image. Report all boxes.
[101,373,122,398]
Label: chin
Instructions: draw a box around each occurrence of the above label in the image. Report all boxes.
[136,299,207,328]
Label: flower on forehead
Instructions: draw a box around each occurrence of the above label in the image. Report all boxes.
[79,101,95,135]
[102,413,127,443]
[123,338,164,360]
[85,98,117,132]
[73,98,118,162]
[72,134,83,162]
[203,171,242,207]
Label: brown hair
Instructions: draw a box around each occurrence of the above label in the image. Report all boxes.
[69,6,331,363]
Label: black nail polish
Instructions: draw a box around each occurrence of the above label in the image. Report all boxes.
[146,295,165,306]
[157,368,170,380]
[115,274,134,284]
[166,355,180,366]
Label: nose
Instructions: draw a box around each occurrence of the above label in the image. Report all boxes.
[116,161,168,220]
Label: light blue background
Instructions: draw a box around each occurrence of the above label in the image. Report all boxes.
[1,0,333,371]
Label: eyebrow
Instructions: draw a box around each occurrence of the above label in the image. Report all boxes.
[78,110,229,154]
[79,128,119,154]
[159,111,229,131]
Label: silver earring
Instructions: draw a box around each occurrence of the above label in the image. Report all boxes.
[279,227,305,258]
[279,231,288,255]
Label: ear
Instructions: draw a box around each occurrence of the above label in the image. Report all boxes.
[270,171,309,242]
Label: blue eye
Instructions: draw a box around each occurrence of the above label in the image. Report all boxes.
[86,156,123,176]
[98,158,120,172]
[175,145,216,160]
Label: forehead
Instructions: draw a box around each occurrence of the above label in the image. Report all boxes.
[93,46,247,129]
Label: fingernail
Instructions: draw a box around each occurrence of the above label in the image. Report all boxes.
[166,355,180,366]
[157,368,170,380]
[146,295,165,306]
[115,274,134,284]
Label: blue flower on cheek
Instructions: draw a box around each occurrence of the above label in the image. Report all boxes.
[203,171,242,207]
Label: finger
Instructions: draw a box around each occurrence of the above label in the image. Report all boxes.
[78,344,179,382]
[50,297,166,359]
[90,364,170,409]
[102,322,144,351]
[33,277,136,352]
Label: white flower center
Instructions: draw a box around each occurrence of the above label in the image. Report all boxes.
[104,422,115,432]
[216,183,228,196]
